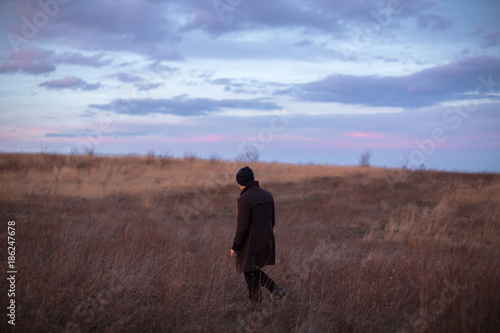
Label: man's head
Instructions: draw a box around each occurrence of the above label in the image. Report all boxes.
[236,166,254,188]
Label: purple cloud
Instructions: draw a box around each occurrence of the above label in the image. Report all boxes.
[0,46,113,76]
[112,72,143,83]
[89,95,281,116]
[6,0,182,61]
[55,52,112,67]
[110,72,162,91]
[0,46,55,75]
[278,56,500,108]
[293,39,314,48]
[136,83,162,91]
[417,14,452,31]
[3,0,439,62]
[483,31,500,48]
[207,77,287,95]
[39,76,101,91]
[180,0,436,35]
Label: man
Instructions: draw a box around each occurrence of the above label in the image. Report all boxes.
[231,166,286,303]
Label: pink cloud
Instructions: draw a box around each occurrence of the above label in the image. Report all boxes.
[0,130,21,144]
[10,45,53,62]
[0,46,55,75]
[167,134,234,143]
[189,134,224,143]
[0,45,112,76]
[280,134,321,142]
[346,132,401,139]
[321,138,413,150]
[0,127,60,144]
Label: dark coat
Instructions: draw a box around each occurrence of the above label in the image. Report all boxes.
[232,181,276,273]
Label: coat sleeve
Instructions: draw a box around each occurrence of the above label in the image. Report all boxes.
[272,203,275,228]
[232,196,251,252]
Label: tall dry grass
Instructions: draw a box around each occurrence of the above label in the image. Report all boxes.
[0,152,499,332]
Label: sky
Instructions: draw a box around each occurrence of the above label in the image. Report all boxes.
[1,0,499,172]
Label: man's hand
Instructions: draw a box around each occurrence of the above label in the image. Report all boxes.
[230,249,238,258]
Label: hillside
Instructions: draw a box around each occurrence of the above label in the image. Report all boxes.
[1,153,499,332]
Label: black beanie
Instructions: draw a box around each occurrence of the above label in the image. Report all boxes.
[236,166,254,186]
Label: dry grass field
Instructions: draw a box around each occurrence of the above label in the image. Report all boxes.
[0,152,499,332]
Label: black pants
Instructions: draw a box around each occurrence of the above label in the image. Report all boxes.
[244,269,277,302]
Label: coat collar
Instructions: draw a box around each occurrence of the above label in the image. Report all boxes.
[240,180,259,196]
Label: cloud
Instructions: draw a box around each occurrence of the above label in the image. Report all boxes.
[39,76,101,91]
[346,132,402,139]
[2,0,439,61]
[44,129,148,138]
[483,31,500,48]
[0,46,55,75]
[0,46,113,76]
[417,14,452,31]
[0,0,451,66]
[149,62,180,75]
[207,77,287,95]
[278,56,500,108]
[135,83,162,91]
[293,39,314,48]
[55,52,112,67]
[180,0,436,35]
[5,0,182,61]
[110,72,162,91]
[112,72,143,83]
[89,95,282,116]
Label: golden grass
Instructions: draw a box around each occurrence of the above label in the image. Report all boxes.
[0,152,388,201]
[0,152,499,332]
